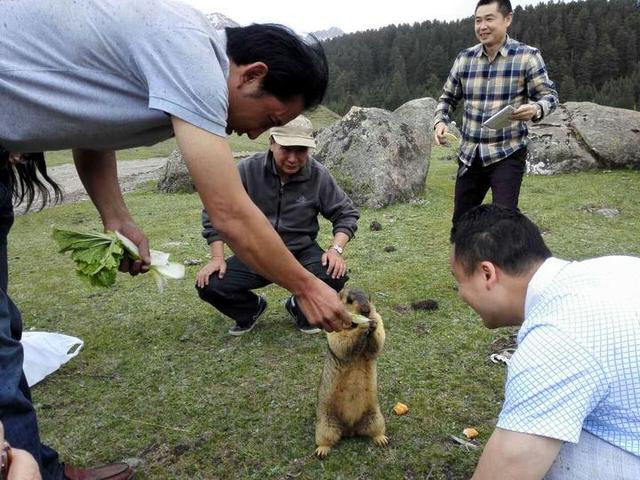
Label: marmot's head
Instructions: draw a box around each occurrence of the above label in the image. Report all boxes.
[326,288,385,361]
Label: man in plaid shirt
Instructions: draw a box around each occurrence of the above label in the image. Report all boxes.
[433,0,558,224]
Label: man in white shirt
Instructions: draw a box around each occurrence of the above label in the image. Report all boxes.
[450,204,640,479]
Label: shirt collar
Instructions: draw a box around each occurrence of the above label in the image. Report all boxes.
[524,257,571,318]
[476,35,512,58]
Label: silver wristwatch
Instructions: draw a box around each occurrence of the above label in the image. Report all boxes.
[329,244,343,255]
[533,103,543,121]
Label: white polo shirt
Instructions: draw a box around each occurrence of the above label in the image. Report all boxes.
[497,256,640,457]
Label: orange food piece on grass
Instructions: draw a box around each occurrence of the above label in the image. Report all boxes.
[393,402,409,415]
[463,427,479,439]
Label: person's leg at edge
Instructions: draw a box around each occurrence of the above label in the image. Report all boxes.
[0,158,63,480]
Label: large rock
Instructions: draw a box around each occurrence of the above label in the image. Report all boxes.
[157,149,195,193]
[526,105,598,174]
[567,102,640,169]
[527,102,640,174]
[157,149,258,193]
[315,107,428,209]
[393,97,436,160]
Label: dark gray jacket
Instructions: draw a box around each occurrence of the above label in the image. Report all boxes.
[202,151,359,252]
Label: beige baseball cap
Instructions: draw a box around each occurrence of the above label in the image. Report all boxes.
[269,115,316,148]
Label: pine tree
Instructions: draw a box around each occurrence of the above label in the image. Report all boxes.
[323,0,640,112]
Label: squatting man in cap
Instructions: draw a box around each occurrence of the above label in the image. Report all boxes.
[450,205,640,480]
[196,116,359,335]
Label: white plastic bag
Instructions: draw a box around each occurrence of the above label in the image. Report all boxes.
[21,331,84,387]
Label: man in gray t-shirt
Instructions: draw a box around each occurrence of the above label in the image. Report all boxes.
[0,1,346,479]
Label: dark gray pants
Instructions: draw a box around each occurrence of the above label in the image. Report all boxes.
[196,242,347,326]
[452,147,527,224]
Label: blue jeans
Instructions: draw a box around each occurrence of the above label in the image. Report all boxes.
[0,161,63,479]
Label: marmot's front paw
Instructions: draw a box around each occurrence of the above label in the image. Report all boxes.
[315,446,331,458]
[373,435,389,447]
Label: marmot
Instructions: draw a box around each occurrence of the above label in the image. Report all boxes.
[314,288,388,458]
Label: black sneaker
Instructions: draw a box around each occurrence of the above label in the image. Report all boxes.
[285,296,321,334]
[229,296,267,336]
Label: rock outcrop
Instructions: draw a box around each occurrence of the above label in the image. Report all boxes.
[393,97,437,160]
[527,102,640,174]
[315,107,428,209]
[157,149,195,193]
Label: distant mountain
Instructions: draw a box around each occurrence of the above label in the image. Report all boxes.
[204,12,344,42]
[307,27,345,42]
[205,12,239,29]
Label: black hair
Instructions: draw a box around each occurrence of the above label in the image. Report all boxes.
[450,205,551,276]
[2,152,63,211]
[225,24,329,110]
[475,0,513,16]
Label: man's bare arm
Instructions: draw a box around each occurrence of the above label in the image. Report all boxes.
[472,428,562,480]
[73,148,150,273]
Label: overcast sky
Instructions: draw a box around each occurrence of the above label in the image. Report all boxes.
[181,0,568,33]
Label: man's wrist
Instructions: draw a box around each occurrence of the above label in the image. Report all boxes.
[289,273,322,299]
[533,103,543,121]
[329,244,343,255]
[102,213,134,232]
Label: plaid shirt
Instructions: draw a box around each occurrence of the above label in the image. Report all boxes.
[434,36,558,167]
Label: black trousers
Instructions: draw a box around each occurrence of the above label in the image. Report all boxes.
[452,147,527,224]
[196,242,348,326]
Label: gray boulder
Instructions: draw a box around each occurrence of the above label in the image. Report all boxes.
[393,97,436,160]
[157,149,196,193]
[567,102,640,169]
[315,107,427,209]
[527,102,640,174]
[526,106,598,175]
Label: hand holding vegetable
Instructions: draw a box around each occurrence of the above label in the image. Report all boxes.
[103,219,150,275]
[53,228,184,292]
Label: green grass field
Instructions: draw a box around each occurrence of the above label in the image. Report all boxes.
[9,132,640,478]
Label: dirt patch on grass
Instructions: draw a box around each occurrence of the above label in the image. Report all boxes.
[15,157,167,216]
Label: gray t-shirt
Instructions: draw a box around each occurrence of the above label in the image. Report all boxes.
[0,0,229,152]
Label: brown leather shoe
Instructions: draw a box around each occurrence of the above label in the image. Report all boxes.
[64,462,134,480]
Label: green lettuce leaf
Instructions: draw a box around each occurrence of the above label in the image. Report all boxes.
[53,228,124,287]
[53,228,185,291]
